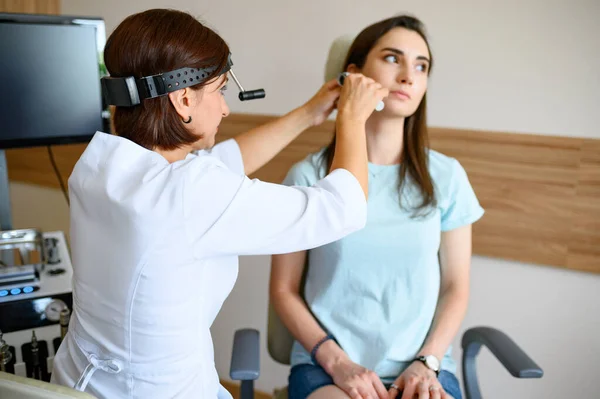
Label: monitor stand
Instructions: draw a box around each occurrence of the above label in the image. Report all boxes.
[0,150,12,231]
[0,150,15,266]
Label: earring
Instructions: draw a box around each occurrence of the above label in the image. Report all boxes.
[182,116,192,124]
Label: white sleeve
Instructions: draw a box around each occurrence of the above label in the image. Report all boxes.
[184,164,367,258]
[194,138,244,175]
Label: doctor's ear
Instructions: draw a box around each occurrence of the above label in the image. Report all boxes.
[168,88,200,122]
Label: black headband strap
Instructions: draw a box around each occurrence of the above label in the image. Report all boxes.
[101,54,233,107]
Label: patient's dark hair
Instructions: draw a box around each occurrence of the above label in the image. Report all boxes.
[104,9,230,150]
[323,15,436,214]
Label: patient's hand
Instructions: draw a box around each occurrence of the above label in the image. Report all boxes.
[328,357,388,399]
[388,362,449,399]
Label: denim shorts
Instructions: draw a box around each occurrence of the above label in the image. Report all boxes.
[288,364,462,399]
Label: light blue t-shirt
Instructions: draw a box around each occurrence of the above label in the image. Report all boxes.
[284,148,484,380]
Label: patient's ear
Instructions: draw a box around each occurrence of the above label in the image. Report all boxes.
[346,64,360,74]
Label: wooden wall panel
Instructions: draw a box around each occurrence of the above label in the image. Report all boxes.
[0,0,60,14]
[215,114,333,183]
[5,144,86,188]
[4,113,599,274]
[567,139,600,273]
[428,128,583,268]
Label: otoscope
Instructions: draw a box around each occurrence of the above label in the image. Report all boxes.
[337,72,385,112]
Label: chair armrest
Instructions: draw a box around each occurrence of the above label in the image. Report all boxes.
[462,326,543,378]
[230,328,260,381]
[461,326,543,399]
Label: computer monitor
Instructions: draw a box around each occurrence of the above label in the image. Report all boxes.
[0,13,107,230]
[0,13,107,149]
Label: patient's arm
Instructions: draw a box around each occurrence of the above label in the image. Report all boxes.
[270,252,388,399]
[417,224,472,361]
[269,251,344,367]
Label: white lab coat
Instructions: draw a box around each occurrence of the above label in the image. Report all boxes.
[51,132,366,398]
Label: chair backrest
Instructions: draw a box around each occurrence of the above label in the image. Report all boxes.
[0,371,97,399]
[266,34,356,365]
[266,294,297,365]
[323,34,356,82]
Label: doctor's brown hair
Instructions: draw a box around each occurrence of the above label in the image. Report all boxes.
[104,9,230,150]
[324,15,436,214]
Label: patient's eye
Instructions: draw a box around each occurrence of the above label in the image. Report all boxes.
[219,85,228,95]
[416,63,428,73]
[384,54,398,63]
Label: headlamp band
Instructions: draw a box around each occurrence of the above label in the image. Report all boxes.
[101,54,233,107]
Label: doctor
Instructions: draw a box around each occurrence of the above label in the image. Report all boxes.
[50,8,388,399]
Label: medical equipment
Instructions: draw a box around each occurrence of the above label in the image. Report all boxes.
[337,72,385,112]
[0,230,73,381]
[0,331,11,373]
[101,53,265,107]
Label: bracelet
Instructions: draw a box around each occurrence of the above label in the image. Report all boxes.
[310,333,334,365]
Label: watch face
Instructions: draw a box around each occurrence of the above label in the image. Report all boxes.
[425,355,440,371]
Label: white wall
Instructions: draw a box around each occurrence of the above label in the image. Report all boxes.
[63,0,600,137]
[50,0,600,397]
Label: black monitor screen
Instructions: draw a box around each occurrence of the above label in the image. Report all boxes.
[0,21,103,149]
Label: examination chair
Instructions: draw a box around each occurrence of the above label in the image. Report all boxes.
[228,35,543,399]
[229,292,544,399]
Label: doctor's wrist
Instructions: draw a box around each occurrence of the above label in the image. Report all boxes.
[293,103,319,129]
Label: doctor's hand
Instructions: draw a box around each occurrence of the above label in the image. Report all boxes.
[337,73,389,125]
[302,79,342,127]
[388,362,449,399]
[327,357,388,399]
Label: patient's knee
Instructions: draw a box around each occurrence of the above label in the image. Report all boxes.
[307,385,350,399]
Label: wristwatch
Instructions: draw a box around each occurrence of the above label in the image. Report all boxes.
[414,355,440,375]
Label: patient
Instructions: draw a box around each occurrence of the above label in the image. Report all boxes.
[270,15,484,399]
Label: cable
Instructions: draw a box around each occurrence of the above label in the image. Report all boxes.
[47,146,70,206]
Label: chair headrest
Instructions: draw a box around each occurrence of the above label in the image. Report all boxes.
[324,34,355,82]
